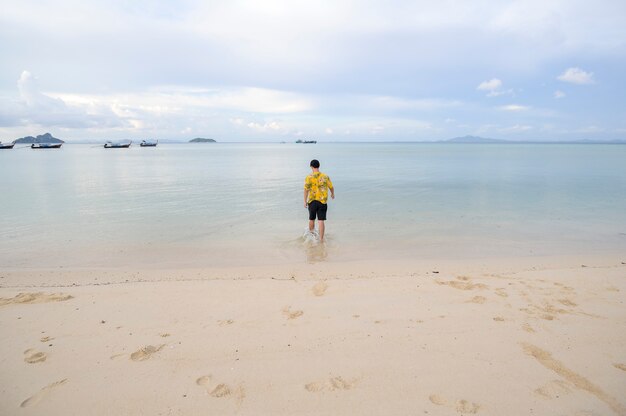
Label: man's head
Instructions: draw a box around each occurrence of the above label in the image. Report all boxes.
[310,159,320,169]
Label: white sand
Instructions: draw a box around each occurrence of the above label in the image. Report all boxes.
[1,256,625,415]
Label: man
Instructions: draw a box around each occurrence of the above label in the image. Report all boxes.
[304,159,334,242]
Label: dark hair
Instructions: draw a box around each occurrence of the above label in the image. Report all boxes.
[310,159,320,168]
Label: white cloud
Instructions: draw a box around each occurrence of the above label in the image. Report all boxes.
[500,124,533,133]
[499,104,530,112]
[477,78,502,92]
[51,86,314,118]
[325,128,333,134]
[476,78,513,97]
[246,121,282,132]
[557,67,595,85]
[554,90,566,99]
[7,70,126,129]
[575,125,604,133]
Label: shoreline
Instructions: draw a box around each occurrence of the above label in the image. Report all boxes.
[1,255,625,415]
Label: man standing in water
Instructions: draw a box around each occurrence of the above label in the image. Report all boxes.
[304,159,334,242]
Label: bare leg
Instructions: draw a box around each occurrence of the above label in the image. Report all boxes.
[309,220,315,233]
[318,220,325,242]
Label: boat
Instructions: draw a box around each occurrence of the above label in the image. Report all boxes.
[31,143,62,149]
[0,141,15,149]
[140,140,158,147]
[104,141,132,148]
[295,139,317,144]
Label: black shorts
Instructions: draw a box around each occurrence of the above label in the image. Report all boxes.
[308,200,328,221]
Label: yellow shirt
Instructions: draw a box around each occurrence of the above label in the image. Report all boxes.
[304,172,333,204]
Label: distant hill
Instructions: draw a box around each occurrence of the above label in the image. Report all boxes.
[14,132,65,144]
[189,138,216,143]
[445,135,506,143]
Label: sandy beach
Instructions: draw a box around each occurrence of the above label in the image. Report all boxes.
[1,255,625,415]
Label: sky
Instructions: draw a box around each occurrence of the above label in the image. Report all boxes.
[1,0,625,142]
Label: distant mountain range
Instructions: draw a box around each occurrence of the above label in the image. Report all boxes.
[189,138,216,143]
[442,135,626,144]
[444,135,505,143]
[14,132,65,144]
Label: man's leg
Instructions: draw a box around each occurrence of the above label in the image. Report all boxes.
[318,220,325,242]
[309,220,315,232]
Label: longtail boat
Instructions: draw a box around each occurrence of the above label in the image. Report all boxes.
[104,141,132,148]
[0,141,15,149]
[31,143,62,149]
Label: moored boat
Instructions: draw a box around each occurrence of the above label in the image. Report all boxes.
[31,143,62,149]
[104,141,132,148]
[140,140,158,147]
[0,141,15,149]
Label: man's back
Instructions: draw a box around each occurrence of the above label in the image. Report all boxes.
[305,172,333,204]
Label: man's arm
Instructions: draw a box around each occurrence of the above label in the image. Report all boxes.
[304,189,309,207]
[330,186,335,199]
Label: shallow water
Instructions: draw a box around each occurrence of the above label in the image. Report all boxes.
[1,143,625,268]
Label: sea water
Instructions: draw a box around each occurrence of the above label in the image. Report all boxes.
[1,143,625,268]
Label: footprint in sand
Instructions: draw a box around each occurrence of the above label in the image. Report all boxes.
[0,292,73,307]
[130,344,165,361]
[196,375,245,402]
[558,298,577,307]
[40,336,54,343]
[305,376,358,392]
[429,394,480,414]
[494,288,508,298]
[218,319,234,326]
[196,375,212,386]
[521,343,626,415]
[24,349,47,364]
[436,276,487,291]
[429,394,447,405]
[20,379,68,408]
[467,296,486,304]
[613,363,626,372]
[456,399,481,414]
[312,281,328,297]
[534,379,572,399]
[282,307,304,320]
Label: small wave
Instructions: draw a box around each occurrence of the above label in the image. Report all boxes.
[301,228,320,246]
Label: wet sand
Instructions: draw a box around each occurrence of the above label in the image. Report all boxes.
[1,256,625,415]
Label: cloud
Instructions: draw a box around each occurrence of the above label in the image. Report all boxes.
[500,124,533,133]
[499,104,530,111]
[246,121,283,132]
[4,70,126,129]
[55,86,313,115]
[476,78,513,97]
[557,67,595,85]
[477,78,502,92]
[554,90,566,99]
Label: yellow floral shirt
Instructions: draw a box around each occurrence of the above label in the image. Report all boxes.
[304,172,333,204]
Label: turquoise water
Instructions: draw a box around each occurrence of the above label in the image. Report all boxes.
[1,143,625,268]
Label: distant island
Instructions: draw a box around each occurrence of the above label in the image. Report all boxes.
[444,135,505,143]
[14,132,65,144]
[441,135,626,144]
[189,138,216,143]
